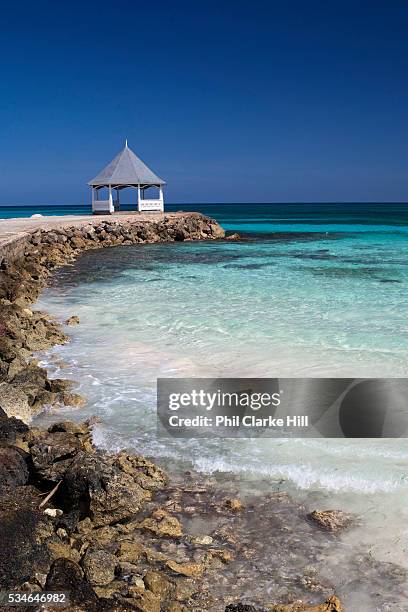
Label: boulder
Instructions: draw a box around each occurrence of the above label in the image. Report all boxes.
[0,446,29,486]
[0,382,32,423]
[30,430,82,482]
[61,451,151,526]
[0,407,28,443]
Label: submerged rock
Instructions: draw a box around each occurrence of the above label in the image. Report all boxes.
[308,510,353,533]
[66,315,80,326]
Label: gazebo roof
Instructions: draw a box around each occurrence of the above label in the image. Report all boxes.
[88,141,165,187]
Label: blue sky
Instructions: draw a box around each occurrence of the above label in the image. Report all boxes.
[1,0,408,204]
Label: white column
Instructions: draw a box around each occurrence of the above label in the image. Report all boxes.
[137,186,141,212]
[159,185,164,212]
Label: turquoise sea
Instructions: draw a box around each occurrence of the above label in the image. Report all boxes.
[27,202,408,610]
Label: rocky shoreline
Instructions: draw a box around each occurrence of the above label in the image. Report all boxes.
[0,213,344,611]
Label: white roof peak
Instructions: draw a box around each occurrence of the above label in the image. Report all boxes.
[88,142,165,187]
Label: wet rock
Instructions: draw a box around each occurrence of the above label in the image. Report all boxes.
[224,497,245,512]
[82,549,117,585]
[266,595,344,611]
[166,559,204,578]
[308,510,353,533]
[226,233,241,240]
[0,446,29,486]
[66,315,80,326]
[138,508,182,538]
[61,392,86,408]
[115,452,167,491]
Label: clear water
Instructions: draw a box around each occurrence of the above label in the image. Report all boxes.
[34,203,408,609]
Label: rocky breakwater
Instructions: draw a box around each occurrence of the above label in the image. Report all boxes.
[0,213,225,423]
[0,213,346,611]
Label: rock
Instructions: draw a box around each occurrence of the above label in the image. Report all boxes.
[0,407,28,443]
[308,510,353,533]
[115,452,167,491]
[7,356,26,379]
[266,595,344,611]
[0,445,29,486]
[138,508,182,538]
[65,315,80,326]
[61,451,151,526]
[34,571,47,588]
[224,498,244,512]
[44,508,60,518]
[47,538,81,563]
[117,539,145,564]
[82,549,117,585]
[45,558,99,609]
[143,571,171,597]
[76,516,93,534]
[166,560,204,578]
[191,535,213,545]
[93,579,128,599]
[225,606,259,612]
[0,382,32,423]
[61,392,86,408]
[117,561,141,579]
[226,233,241,240]
[128,576,145,594]
[30,430,82,481]
[48,378,74,393]
[0,485,50,589]
[128,588,161,612]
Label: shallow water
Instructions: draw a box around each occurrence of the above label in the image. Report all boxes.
[35,204,408,609]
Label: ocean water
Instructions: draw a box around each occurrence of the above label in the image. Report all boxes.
[33,203,408,609]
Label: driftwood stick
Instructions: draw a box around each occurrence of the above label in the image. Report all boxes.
[39,480,62,508]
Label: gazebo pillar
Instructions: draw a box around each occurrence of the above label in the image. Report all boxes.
[137,186,141,212]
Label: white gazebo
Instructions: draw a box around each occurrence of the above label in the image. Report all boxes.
[88,141,165,214]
